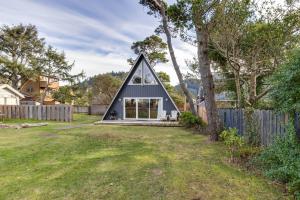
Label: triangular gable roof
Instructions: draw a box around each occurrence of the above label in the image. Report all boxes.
[0,84,25,98]
[102,53,180,120]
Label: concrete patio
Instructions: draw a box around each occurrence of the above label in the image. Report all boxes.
[95,120,181,127]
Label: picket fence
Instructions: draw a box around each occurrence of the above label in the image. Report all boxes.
[218,109,300,146]
[0,105,73,122]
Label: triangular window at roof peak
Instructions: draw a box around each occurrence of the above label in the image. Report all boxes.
[129,60,157,85]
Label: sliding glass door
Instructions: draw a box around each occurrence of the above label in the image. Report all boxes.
[125,99,136,119]
[124,98,162,120]
[138,99,149,119]
[150,99,159,119]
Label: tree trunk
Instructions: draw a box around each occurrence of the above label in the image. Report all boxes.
[249,71,257,106]
[40,89,47,105]
[233,70,242,108]
[195,28,219,141]
[11,79,18,89]
[159,4,197,115]
[40,78,50,105]
[11,74,19,89]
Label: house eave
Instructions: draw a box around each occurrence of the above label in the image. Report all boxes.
[0,84,25,98]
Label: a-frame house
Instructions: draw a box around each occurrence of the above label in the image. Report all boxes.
[103,53,180,121]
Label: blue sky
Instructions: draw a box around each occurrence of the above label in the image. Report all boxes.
[0,0,196,85]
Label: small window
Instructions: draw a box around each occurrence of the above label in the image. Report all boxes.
[26,86,34,93]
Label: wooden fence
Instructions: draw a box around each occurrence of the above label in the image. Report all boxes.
[218,109,300,146]
[72,105,109,115]
[90,104,109,115]
[73,106,89,114]
[0,105,73,122]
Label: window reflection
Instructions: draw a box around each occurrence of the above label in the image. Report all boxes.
[130,61,157,85]
[125,99,136,118]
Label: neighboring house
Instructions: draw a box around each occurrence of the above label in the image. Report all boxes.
[197,72,236,108]
[197,87,236,109]
[19,76,60,105]
[0,84,25,105]
[103,53,179,121]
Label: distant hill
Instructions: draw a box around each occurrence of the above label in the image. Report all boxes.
[175,78,234,101]
[79,71,127,88]
[175,79,200,97]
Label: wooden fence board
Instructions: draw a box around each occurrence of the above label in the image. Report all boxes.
[46,106,49,120]
[50,106,54,120]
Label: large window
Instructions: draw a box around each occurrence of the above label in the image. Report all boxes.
[130,61,157,85]
[125,99,136,118]
[124,98,161,119]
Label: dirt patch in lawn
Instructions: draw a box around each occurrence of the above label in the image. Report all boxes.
[54,124,89,130]
[86,133,122,141]
[151,168,163,176]
[191,197,203,200]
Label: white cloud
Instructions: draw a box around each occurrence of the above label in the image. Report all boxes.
[65,50,131,76]
[0,0,134,44]
[0,0,198,85]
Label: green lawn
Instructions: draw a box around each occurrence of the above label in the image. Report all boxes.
[0,114,287,200]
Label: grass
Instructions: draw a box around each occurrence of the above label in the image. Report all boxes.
[0,114,288,200]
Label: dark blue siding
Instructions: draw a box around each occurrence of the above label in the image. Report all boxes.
[104,85,177,120]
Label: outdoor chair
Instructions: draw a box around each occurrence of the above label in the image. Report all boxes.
[159,110,168,121]
[109,110,117,120]
[170,110,178,121]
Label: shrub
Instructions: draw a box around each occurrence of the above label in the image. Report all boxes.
[255,122,300,199]
[238,145,261,162]
[220,128,245,162]
[179,112,206,128]
[244,108,261,146]
[269,49,300,113]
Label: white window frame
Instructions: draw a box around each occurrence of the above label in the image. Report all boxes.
[123,97,163,120]
[128,61,158,86]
